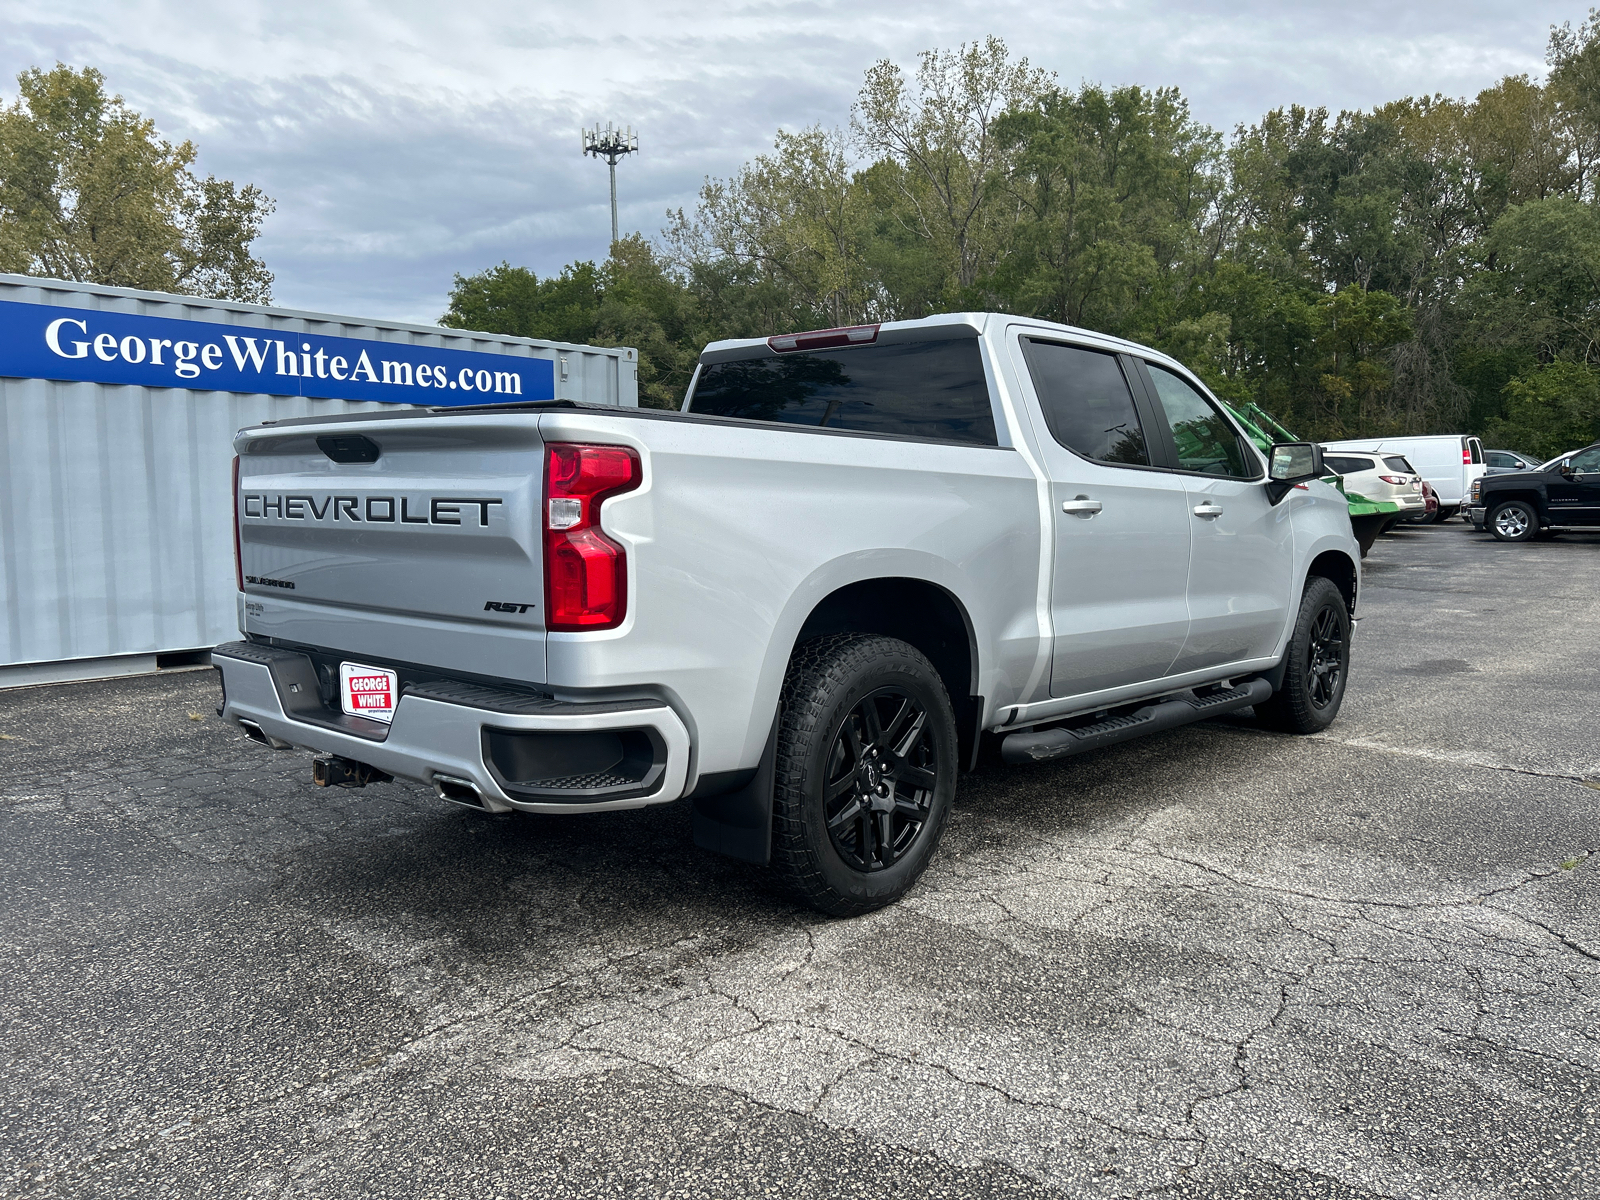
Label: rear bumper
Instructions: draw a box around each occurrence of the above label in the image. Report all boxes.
[213,641,690,814]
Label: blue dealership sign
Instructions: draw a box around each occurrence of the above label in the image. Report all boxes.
[0,299,554,405]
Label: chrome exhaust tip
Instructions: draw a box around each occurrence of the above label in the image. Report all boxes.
[434,774,488,809]
[238,718,291,750]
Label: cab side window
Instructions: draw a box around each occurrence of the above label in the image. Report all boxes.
[1571,447,1600,473]
[1020,340,1150,466]
[1144,365,1255,478]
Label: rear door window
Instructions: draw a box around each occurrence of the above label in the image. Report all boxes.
[1019,340,1150,465]
[1468,438,1483,464]
[1143,365,1255,478]
[689,338,997,445]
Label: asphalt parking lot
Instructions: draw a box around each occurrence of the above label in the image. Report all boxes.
[2,521,1597,1199]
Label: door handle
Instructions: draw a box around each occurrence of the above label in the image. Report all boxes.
[1061,497,1102,516]
[1192,503,1224,519]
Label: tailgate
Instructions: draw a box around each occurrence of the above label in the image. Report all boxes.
[235,415,547,683]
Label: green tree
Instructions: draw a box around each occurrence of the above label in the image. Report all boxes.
[1483,361,1600,459]
[1308,285,1413,436]
[441,260,602,344]
[595,235,705,409]
[988,83,1226,336]
[0,63,273,301]
[852,37,1050,300]
[1466,196,1600,363]
[670,127,875,326]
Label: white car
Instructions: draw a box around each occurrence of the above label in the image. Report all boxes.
[1322,434,1486,520]
[1321,451,1426,521]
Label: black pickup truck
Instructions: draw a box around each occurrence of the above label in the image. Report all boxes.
[1469,443,1600,541]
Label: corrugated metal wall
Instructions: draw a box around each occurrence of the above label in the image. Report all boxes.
[0,274,638,677]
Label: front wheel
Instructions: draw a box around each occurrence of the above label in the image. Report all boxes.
[771,634,958,917]
[1489,500,1538,542]
[1255,576,1350,734]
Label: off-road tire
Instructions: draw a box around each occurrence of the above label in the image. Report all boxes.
[771,634,958,917]
[1254,576,1350,734]
[1488,500,1538,542]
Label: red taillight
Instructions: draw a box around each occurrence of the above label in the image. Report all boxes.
[232,455,243,592]
[543,443,642,631]
[1462,446,1471,464]
[1378,474,1410,485]
[767,324,879,353]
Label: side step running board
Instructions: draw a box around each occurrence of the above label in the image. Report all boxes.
[1000,678,1273,765]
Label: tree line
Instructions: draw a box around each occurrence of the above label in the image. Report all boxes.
[445,16,1600,458]
[7,30,1600,460]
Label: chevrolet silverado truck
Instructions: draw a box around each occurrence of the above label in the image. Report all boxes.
[1468,442,1600,540]
[215,313,1360,915]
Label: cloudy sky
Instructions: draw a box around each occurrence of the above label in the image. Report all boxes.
[0,1,1583,324]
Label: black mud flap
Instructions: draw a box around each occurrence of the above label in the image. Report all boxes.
[690,711,779,865]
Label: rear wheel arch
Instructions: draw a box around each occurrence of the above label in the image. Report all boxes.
[792,578,981,767]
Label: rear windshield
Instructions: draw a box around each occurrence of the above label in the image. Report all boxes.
[1324,455,1375,475]
[1383,456,1415,473]
[688,339,997,446]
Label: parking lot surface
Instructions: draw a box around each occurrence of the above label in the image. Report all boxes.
[2,522,1597,1199]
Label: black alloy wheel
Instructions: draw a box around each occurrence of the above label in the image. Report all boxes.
[771,634,958,916]
[1254,575,1350,734]
[1306,604,1345,710]
[821,688,938,872]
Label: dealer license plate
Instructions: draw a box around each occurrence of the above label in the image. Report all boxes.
[340,662,398,723]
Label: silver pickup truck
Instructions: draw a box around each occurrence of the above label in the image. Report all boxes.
[216,313,1359,914]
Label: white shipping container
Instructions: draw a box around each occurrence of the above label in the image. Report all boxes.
[0,274,638,686]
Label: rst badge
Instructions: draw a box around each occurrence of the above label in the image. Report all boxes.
[340,662,398,723]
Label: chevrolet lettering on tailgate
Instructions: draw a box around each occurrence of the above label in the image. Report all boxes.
[241,495,503,526]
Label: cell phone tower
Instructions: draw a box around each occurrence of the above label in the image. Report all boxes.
[582,123,639,247]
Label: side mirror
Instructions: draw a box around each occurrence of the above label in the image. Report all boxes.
[1266,442,1323,504]
[1270,441,1322,481]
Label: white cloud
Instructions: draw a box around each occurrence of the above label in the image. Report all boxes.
[0,0,1578,322]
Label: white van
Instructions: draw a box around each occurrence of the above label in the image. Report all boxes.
[1321,435,1486,519]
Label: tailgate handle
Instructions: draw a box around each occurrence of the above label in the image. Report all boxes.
[317,435,381,464]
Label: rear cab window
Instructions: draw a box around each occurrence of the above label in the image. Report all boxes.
[688,336,998,446]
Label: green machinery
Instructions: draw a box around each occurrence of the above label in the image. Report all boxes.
[1222,400,1398,556]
